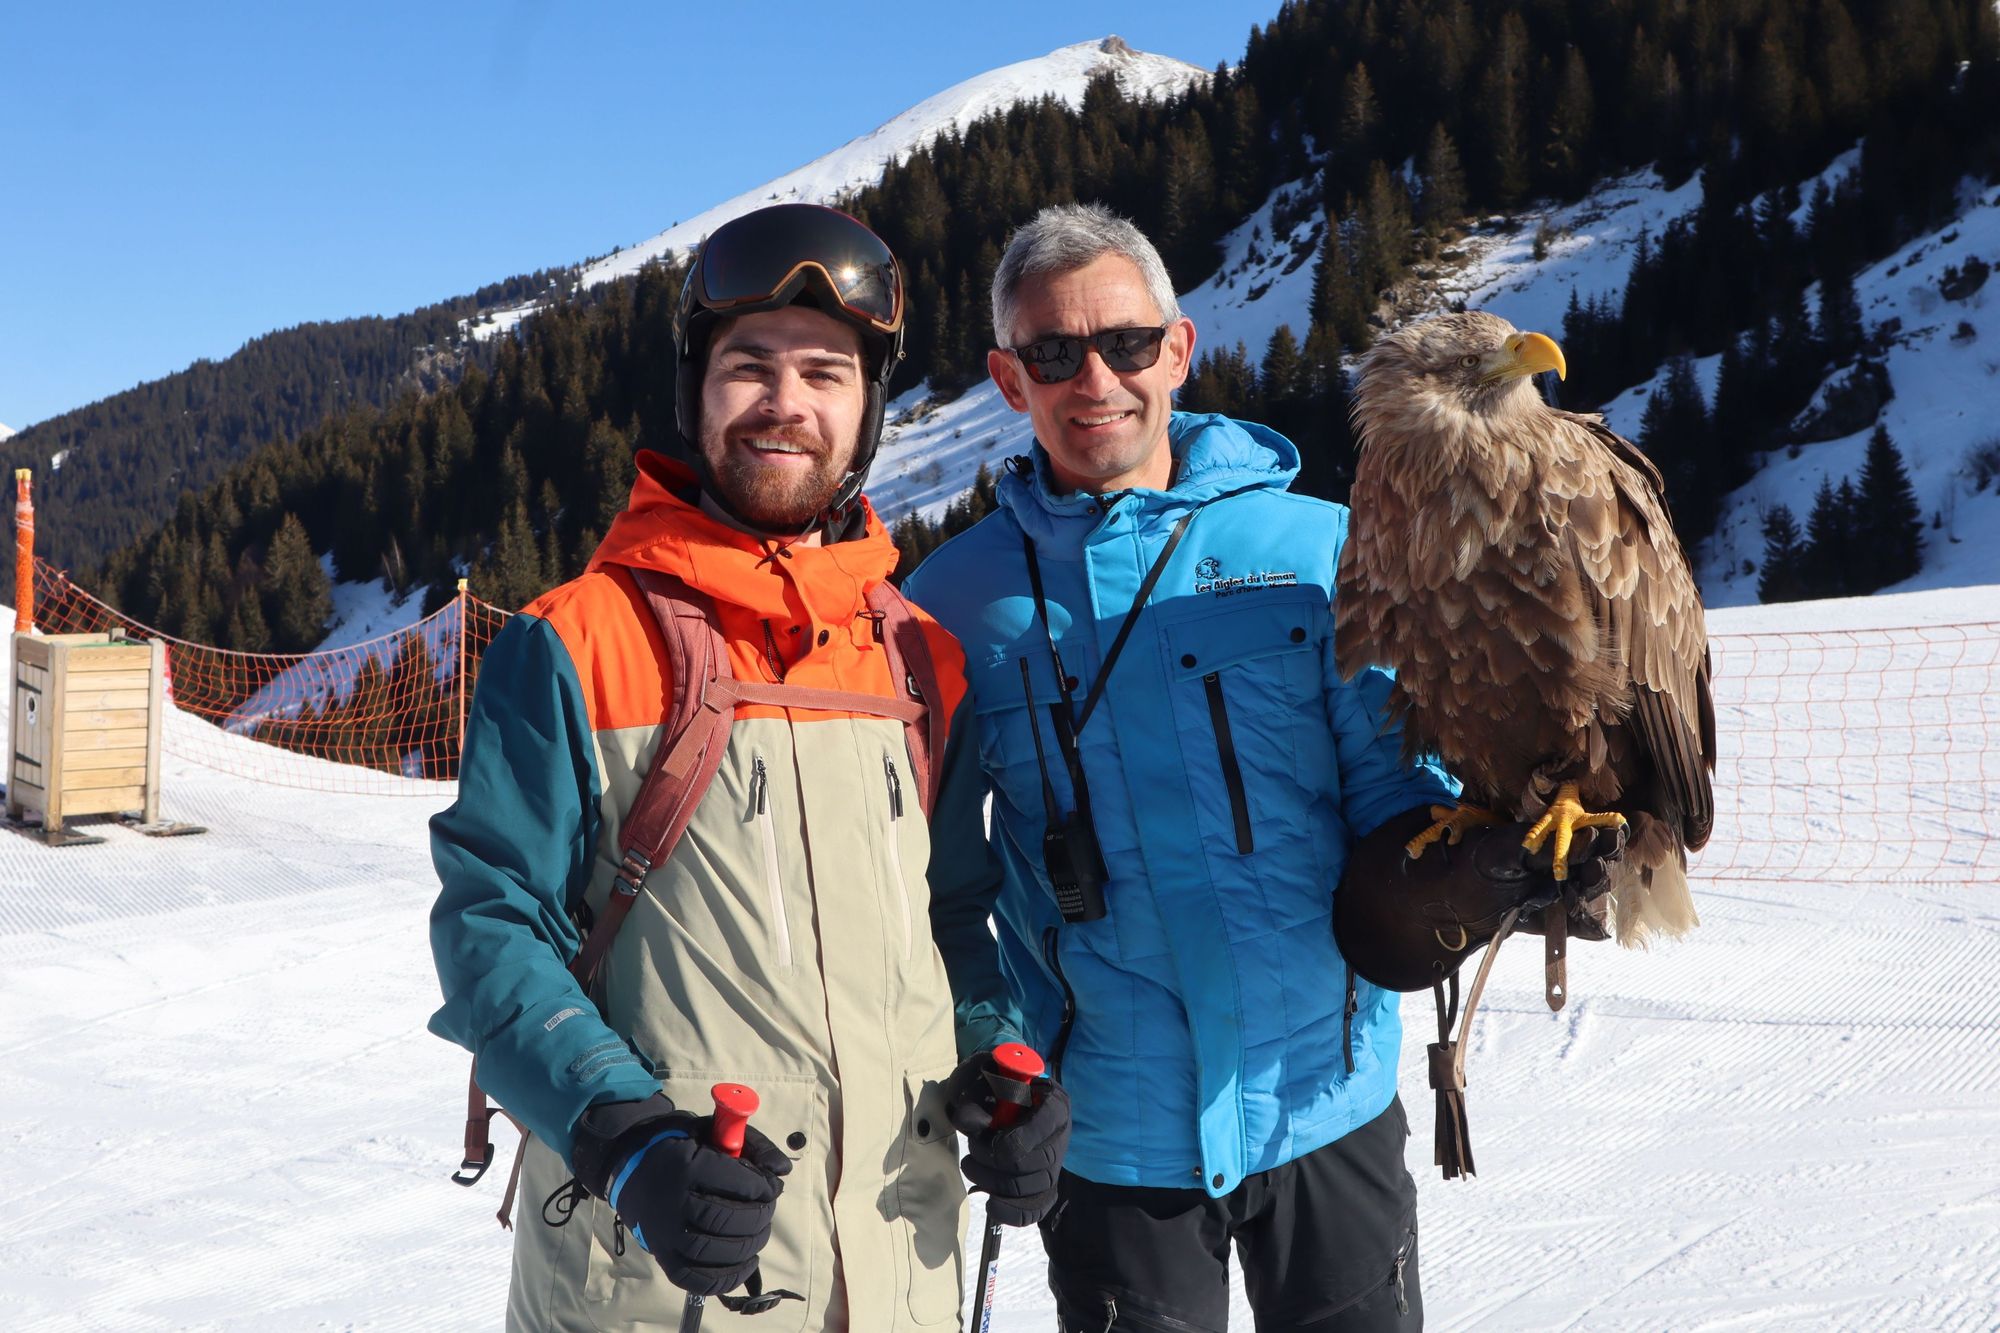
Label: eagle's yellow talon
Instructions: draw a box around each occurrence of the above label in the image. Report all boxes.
[1405,804,1503,860]
[1522,783,1627,880]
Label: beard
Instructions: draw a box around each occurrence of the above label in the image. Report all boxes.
[699,422,856,532]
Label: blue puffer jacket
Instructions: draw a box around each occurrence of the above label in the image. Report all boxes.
[907,412,1456,1196]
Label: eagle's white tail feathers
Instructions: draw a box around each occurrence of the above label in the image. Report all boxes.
[1612,853,1700,948]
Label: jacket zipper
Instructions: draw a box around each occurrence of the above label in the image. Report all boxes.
[883,755,912,960]
[1202,672,1254,854]
[760,619,787,682]
[752,755,793,967]
[1392,1226,1416,1315]
[1041,926,1078,1082]
[1344,966,1359,1076]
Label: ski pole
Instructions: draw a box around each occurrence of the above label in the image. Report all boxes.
[681,1082,759,1333]
[970,1043,1046,1333]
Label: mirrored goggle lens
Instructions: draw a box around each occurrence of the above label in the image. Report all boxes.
[1013,325,1168,385]
[697,206,903,331]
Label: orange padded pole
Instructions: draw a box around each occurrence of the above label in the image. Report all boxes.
[13,469,31,634]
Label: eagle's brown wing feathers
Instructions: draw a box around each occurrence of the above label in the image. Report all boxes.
[1557,411,1715,850]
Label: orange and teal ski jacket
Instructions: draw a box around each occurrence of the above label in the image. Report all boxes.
[427,452,984,1331]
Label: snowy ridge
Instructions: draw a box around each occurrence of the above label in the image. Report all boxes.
[3,590,1999,1329]
[471,39,1206,340]
[0,421,15,442]
[1699,181,2000,606]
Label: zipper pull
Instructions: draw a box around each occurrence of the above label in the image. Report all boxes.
[1394,1249,1410,1315]
[884,756,903,819]
[753,756,768,815]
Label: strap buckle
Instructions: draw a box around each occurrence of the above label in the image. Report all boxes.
[716,1267,806,1316]
[452,1143,495,1186]
[613,848,653,896]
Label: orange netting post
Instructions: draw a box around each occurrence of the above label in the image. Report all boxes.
[456,577,469,762]
[13,469,32,634]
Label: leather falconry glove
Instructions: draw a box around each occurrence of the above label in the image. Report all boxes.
[942,1050,1072,1227]
[570,1093,792,1298]
[1336,806,1628,993]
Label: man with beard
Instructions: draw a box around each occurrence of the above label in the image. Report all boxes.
[428,205,1065,1331]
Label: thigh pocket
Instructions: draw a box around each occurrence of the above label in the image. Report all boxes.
[584,1072,825,1333]
[894,1067,967,1327]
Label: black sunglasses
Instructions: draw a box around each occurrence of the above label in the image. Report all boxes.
[1008,324,1170,385]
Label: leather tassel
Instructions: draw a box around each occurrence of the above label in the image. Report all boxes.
[1426,907,1523,1182]
[1429,1039,1475,1179]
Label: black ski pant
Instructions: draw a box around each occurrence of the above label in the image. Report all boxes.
[1038,1097,1421,1332]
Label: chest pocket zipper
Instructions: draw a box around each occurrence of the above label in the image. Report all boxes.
[751,755,794,968]
[1202,672,1254,854]
[883,755,913,959]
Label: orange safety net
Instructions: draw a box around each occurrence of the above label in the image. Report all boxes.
[24,557,511,794]
[1702,619,2000,883]
[16,557,2000,868]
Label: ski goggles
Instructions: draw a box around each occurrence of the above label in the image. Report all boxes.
[691,204,904,335]
[1007,324,1170,385]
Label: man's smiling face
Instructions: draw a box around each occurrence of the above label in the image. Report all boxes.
[987,252,1195,495]
[697,304,867,532]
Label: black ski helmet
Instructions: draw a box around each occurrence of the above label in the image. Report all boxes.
[673,204,906,532]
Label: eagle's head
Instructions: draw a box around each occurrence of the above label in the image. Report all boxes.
[1351,311,1567,455]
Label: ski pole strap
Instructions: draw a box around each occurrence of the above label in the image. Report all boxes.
[716,1268,806,1316]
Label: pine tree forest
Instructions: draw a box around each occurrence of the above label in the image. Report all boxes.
[43,0,2000,661]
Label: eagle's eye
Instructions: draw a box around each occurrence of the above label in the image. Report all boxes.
[1459,354,1480,368]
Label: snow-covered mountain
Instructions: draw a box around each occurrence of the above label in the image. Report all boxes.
[436,33,1993,613]
[0,422,15,442]
[871,152,2000,610]
[469,38,1207,341]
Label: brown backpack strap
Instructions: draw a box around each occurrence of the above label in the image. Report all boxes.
[728,677,925,723]
[455,1056,524,1200]
[569,567,735,993]
[454,568,732,1207]
[456,569,946,1209]
[866,580,947,817]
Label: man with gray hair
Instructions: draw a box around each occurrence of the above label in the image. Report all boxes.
[909,203,1619,1329]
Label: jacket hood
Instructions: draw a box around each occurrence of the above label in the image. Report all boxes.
[996,412,1302,548]
[588,450,900,624]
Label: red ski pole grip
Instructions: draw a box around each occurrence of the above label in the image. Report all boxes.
[708,1082,759,1158]
[986,1043,1045,1130]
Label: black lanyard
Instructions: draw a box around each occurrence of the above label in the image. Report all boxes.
[1021,506,1197,738]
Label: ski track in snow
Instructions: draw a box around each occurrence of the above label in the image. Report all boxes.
[5,592,2000,1329]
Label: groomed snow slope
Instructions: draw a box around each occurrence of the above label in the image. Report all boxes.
[2,590,1998,1331]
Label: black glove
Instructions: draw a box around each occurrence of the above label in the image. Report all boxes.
[942,1051,1071,1227]
[1336,806,1628,992]
[570,1093,791,1297]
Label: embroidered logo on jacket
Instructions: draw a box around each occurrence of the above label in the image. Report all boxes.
[1194,555,1298,598]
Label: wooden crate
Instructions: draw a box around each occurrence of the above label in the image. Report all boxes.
[8,632,165,833]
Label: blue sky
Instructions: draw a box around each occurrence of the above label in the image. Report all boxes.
[0,1,1280,430]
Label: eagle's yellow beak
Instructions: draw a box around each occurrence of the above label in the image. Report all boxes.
[1481,331,1567,384]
